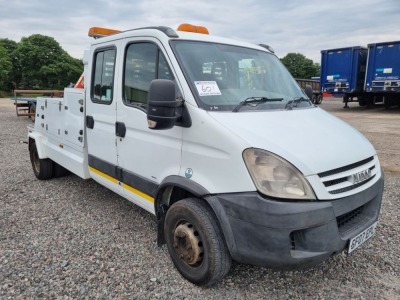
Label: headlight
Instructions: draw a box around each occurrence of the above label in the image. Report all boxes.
[243,149,316,200]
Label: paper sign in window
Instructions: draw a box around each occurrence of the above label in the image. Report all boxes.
[194,81,222,96]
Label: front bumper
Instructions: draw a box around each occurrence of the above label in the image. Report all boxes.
[205,173,384,269]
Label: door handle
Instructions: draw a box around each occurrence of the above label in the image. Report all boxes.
[116,122,126,138]
[86,115,94,129]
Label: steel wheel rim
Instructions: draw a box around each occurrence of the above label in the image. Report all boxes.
[173,222,204,267]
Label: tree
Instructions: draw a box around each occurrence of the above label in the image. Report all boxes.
[0,46,12,90]
[13,34,83,89]
[0,38,17,55]
[14,34,64,88]
[313,62,321,77]
[39,53,83,89]
[0,39,18,90]
[280,53,320,79]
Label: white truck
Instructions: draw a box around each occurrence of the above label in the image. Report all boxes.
[28,24,384,286]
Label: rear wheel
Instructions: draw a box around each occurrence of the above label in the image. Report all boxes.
[53,162,70,178]
[164,198,231,286]
[30,142,53,180]
[316,94,323,104]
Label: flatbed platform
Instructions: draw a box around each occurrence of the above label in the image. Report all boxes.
[11,90,64,121]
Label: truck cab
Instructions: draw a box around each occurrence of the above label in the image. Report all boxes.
[28,24,384,286]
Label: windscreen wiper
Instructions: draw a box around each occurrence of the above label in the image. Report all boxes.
[285,97,311,110]
[233,97,283,112]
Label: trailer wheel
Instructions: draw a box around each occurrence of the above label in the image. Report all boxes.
[311,95,317,104]
[164,198,231,286]
[358,95,367,107]
[30,142,53,180]
[29,102,36,122]
[316,94,323,104]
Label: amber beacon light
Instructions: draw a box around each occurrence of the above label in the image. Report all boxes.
[177,23,209,34]
[88,27,121,38]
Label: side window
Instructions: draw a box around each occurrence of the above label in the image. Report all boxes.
[91,48,116,103]
[158,52,174,80]
[124,43,174,107]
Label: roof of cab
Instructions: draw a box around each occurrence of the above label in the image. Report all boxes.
[89,25,272,53]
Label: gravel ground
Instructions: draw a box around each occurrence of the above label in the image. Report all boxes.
[0,98,399,299]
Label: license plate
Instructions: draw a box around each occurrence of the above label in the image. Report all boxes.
[348,222,377,254]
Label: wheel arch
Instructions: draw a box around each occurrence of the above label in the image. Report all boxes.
[154,176,211,246]
[163,197,232,285]
[28,133,48,159]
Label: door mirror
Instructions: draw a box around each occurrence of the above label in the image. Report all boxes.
[304,85,313,100]
[147,79,179,130]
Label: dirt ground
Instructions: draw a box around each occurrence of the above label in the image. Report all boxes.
[1,97,399,174]
[319,97,400,175]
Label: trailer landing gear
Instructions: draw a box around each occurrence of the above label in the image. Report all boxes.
[343,95,350,108]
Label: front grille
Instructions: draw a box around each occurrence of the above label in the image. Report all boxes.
[323,177,348,187]
[318,157,377,198]
[337,206,363,228]
[318,156,374,178]
[336,204,372,238]
[329,175,375,194]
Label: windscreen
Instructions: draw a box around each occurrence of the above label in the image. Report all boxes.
[171,41,312,111]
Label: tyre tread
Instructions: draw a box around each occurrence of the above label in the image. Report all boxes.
[30,142,53,180]
[165,198,231,286]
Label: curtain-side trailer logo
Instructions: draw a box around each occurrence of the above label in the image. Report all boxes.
[348,169,372,185]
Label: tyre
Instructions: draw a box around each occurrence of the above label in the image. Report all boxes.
[384,96,394,109]
[29,102,36,122]
[358,94,367,106]
[316,94,323,104]
[30,142,53,180]
[311,95,317,104]
[164,198,231,286]
[53,162,70,178]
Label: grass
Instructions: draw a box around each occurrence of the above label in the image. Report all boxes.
[0,90,13,98]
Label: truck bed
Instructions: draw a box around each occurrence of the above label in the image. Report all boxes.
[33,88,90,179]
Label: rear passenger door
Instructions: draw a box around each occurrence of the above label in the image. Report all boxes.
[116,39,182,213]
[85,46,120,191]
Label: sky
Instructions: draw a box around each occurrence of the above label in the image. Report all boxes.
[0,0,399,63]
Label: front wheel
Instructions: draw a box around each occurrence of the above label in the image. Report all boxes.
[164,198,231,286]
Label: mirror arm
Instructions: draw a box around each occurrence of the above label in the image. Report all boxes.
[175,99,192,128]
